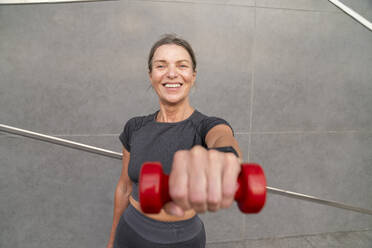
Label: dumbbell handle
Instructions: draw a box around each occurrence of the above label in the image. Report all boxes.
[139,162,267,214]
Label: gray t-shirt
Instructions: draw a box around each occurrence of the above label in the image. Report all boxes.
[119,109,233,200]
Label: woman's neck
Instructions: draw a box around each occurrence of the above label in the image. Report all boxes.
[157,101,194,123]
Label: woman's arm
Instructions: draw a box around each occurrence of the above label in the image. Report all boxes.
[106,148,132,248]
[205,124,242,158]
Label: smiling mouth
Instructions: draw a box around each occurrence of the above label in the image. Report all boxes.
[162,83,183,88]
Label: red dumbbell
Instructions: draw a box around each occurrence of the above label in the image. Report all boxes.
[139,162,266,214]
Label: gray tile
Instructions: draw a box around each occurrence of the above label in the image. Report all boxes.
[207,231,372,248]
[185,4,254,132]
[256,0,338,12]
[200,205,245,242]
[275,236,314,248]
[244,238,279,248]
[245,132,372,238]
[207,240,245,248]
[14,184,82,248]
[235,134,250,162]
[244,236,314,248]
[359,230,372,242]
[305,231,372,248]
[134,0,255,7]
[253,8,372,132]
[0,138,19,248]
[0,135,120,248]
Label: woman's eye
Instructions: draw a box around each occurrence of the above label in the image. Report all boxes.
[179,65,188,68]
[156,65,164,68]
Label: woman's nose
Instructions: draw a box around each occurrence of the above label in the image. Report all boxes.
[167,65,178,78]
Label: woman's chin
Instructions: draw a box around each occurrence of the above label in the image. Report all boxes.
[160,96,187,106]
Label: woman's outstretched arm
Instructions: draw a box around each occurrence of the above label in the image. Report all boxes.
[106,148,132,248]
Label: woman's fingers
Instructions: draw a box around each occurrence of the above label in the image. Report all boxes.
[188,146,208,212]
[163,202,185,217]
[168,150,191,211]
[206,149,223,212]
[168,146,240,215]
[221,153,241,209]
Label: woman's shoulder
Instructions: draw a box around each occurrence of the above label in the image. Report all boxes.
[191,110,228,125]
[191,110,233,136]
[125,111,157,130]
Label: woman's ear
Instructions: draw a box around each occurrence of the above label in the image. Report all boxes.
[192,70,197,86]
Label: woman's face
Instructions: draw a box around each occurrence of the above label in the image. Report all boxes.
[149,44,196,105]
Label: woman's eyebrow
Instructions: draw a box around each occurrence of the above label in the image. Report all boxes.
[177,60,191,63]
[153,60,167,63]
[153,59,191,63]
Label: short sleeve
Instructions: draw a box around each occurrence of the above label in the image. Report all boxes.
[119,118,137,152]
[200,117,234,142]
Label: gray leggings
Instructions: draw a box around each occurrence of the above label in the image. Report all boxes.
[113,204,206,248]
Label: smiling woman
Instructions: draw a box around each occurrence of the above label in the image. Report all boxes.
[150,44,196,115]
[148,35,197,115]
[108,34,242,248]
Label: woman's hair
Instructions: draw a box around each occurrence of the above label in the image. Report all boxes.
[148,34,197,73]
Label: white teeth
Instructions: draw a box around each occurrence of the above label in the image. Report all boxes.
[164,83,181,88]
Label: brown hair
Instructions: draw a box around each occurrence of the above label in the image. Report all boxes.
[148,34,197,73]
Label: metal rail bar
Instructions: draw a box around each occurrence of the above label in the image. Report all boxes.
[1,123,371,215]
[328,0,372,31]
[0,0,117,5]
[0,124,122,160]
[267,187,372,215]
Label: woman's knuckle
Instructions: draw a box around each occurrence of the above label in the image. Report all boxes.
[223,188,235,199]
[221,199,233,209]
[207,203,220,212]
[208,149,220,160]
[191,145,205,156]
[170,187,187,201]
[207,196,220,207]
[189,193,205,205]
[174,150,188,161]
[225,153,237,163]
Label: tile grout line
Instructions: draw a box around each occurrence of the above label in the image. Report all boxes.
[206,228,372,245]
[255,5,340,13]
[247,0,257,168]
[241,1,257,242]
[303,236,317,248]
[236,130,372,135]
[131,0,341,14]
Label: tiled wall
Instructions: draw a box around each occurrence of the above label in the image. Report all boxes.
[1,0,371,247]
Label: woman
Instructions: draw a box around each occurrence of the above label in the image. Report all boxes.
[107,34,242,248]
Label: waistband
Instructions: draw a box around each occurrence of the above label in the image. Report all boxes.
[123,203,204,244]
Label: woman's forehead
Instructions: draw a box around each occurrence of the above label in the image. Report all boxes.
[153,44,191,62]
